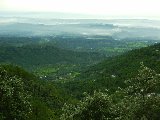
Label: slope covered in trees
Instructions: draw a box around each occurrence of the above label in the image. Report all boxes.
[0,36,158,57]
[0,45,106,66]
[0,45,106,79]
[79,43,160,79]
[61,64,160,120]
[1,43,160,119]
[60,43,160,98]
[0,64,73,119]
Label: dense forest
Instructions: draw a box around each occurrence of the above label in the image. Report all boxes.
[0,36,158,57]
[1,39,160,119]
[0,44,106,80]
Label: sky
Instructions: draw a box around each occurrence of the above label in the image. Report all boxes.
[0,0,160,17]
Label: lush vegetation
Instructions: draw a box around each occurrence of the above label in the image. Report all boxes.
[0,36,158,57]
[0,65,70,119]
[0,38,160,119]
[1,62,160,119]
[58,43,160,99]
[0,45,106,80]
[61,64,160,120]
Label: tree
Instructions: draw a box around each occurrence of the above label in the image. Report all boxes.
[0,67,31,120]
[60,91,114,120]
[115,63,160,120]
[60,63,160,120]
[27,100,56,120]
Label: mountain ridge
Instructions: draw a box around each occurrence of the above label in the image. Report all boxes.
[60,43,160,98]
[0,45,106,79]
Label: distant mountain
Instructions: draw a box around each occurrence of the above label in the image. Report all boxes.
[0,18,160,39]
[0,36,158,57]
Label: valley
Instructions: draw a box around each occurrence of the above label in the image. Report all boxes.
[1,14,160,119]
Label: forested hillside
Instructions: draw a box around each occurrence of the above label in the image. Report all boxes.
[1,43,160,120]
[0,65,65,119]
[0,36,158,57]
[0,45,106,79]
[59,43,160,120]
[60,43,160,98]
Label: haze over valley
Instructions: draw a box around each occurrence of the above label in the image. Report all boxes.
[1,12,160,39]
[1,1,160,119]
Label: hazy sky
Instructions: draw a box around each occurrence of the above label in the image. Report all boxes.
[0,0,160,15]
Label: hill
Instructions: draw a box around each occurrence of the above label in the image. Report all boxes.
[0,36,158,57]
[1,43,160,119]
[0,45,106,79]
[60,43,160,98]
[0,64,68,119]
[79,43,160,79]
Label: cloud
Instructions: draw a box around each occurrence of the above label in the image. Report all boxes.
[0,0,160,16]
[0,18,17,23]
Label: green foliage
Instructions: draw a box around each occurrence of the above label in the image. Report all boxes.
[61,91,114,120]
[0,36,158,57]
[37,83,64,115]
[0,67,31,120]
[115,94,160,120]
[124,62,160,94]
[67,43,160,97]
[60,64,160,120]
[0,38,159,119]
[114,63,160,120]
[0,45,106,79]
[27,100,56,120]
[0,65,65,119]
